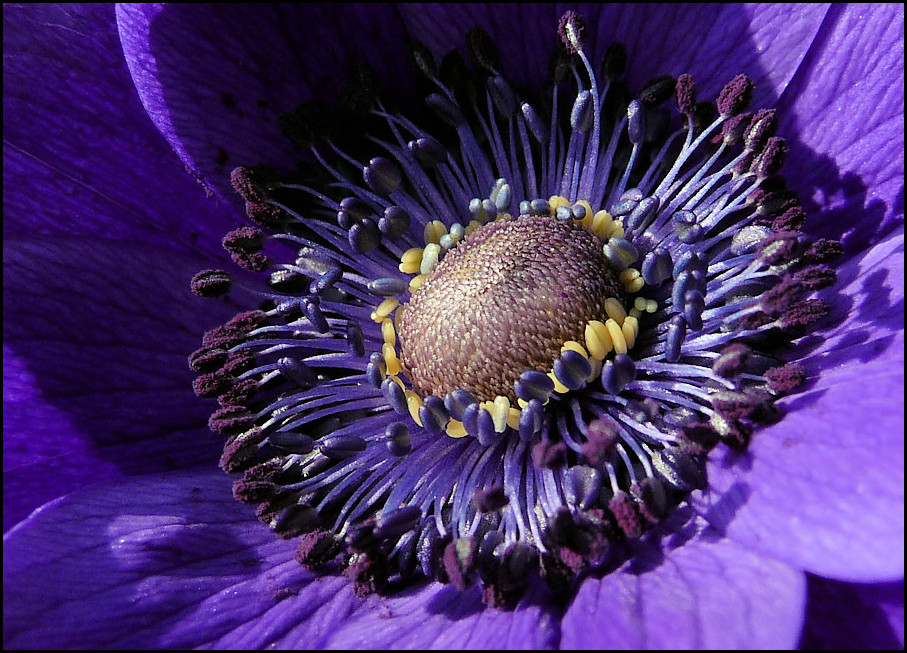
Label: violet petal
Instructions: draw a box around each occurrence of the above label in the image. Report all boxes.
[3,238,235,530]
[2,471,559,650]
[799,576,904,649]
[2,4,232,256]
[116,4,413,200]
[560,510,805,649]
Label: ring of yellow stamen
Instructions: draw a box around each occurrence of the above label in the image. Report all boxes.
[379,197,652,439]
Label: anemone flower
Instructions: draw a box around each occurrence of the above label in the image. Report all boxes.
[3,3,904,650]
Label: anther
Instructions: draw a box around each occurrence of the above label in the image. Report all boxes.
[554,350,593,391]
[601,43,627,82]
[382,377,408,415]
[208,405,256,436]
[626,99,646,145]
[230,166,272,203]
[731,225,773,256]
[521,103,549,143]
[638,75,677,106]
[751,137,788,178]
[671,210,702,244]
[385,422,412,456]
[190,269,232,297]
[602,237,639,270]
[488,76,517,117]
[582,417,620,466]
[563,466,602,511]
[712,343,751,378]
[803,239,843,264]
[601,353,637,394]
[772,207,807,233]
[302,296,330,333]
[665,315,686,363]
[319,434,367,460]
[558,10,586,53]
[765,363,807,395]
[683,290,706,330]
[408,137,448,169]
[571,91,595,133]
[745,109,778,152]
[716,74,755,116]
[426,92,465,127]
[348,218,381,253]
[515,370,556,403]
[794,266,837,290]
[362,156,403,195]
[608,492,644,538]
[367,277,409,296]
[374,506,422,541]
[474,485,509,512]
[675,73,697,115]
[518,399,544,441]
[641,247,673,285]
[490,178,512,212]
[379,206,410,239]
[419,395,449,435]
[626,196,660,232]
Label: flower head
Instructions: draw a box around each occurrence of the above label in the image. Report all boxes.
[3,3,903,649]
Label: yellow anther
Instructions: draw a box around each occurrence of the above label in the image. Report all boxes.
[517,397,528,409]
[424,220,447,245]
[506,407,522,431]
[399,247,424,274]
[408,274,426,292]
[634,297,649,312]
[610,221,625,239]
[548,371,570,394]
[561,340,589,357]
[584,319,613,360]
[492,395,511,432]
[381,318,396,345]
[622,315,639,350]
[420,243,441,275]
[549,195,571,215]
[406,391,424,427]
[605,297,627,325]
[446,419,468,438]
[382,342,401,376]
[629,308,642,319]
[373,297,399,321]
[587,357,603,382]
[645,299,658,313]
[590,210,614,238]
[626,276,645,293]
[386,374,405,390]
[606,318,628,354]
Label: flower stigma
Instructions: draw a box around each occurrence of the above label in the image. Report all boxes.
[191,11,841,608]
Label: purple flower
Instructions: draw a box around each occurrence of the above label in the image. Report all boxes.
[3,3,903,649]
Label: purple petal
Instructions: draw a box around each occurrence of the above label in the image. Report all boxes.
[399,4,829,105]
[3,238,235,530]
[693,309,904,581]
[799,576,904,649]
[2,4,233,256]
[116,4,413,200]
[560,511,805,649]
[3,471,559,650]
[779,3,904,250]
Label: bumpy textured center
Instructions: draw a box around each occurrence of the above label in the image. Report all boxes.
[397,215,623,401]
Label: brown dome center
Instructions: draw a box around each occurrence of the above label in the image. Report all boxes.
[396,215,624,402]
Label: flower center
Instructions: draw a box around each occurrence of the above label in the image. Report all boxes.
[188,10,841,608]
[398,216,624,402]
